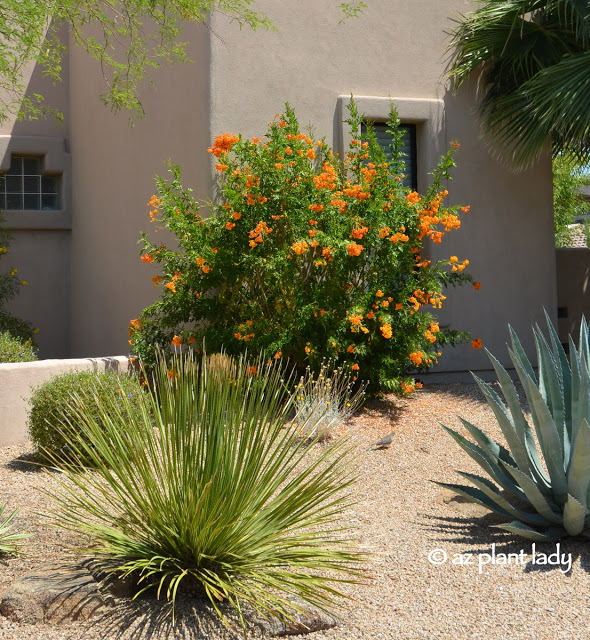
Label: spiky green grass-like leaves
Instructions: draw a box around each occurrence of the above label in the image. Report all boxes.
[0,504,29,554]
[440,313,590,540]
[46,350,362,630]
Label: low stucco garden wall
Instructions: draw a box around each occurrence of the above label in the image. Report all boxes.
[556,248,590,346]
[0,356,129,447]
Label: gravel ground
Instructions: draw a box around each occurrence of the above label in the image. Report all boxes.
[1,382,589,639]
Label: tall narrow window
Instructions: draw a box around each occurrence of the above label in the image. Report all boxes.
[361,122,417,190]
[0,156,60,210]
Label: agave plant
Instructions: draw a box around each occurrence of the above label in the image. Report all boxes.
[440,314,590,541]
[47,350,361,630]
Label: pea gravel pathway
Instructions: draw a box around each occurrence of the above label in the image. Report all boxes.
[0,383,588,639]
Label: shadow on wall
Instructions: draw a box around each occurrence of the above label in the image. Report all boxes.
[6,20,69,138]
[1,20,71,360]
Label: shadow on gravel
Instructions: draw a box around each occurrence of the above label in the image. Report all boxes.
[419,383,488,407]
[420,513,590,576]
[421,513,508,545]
[421,379,532,414]
[4,451,54,474]
[360,396,405,420]
[83,594,261,640]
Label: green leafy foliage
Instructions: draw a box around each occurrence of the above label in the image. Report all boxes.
[440,313,590,540]
[0,0,272,123]
[0,1,365,123]
[0,211,34,342]
[28,370,147,465]
[553,155,590,247]
[46,350,362,631]
[131,100,473,394]
[0,504,29,554]
[0,330,37,363]
[337,1,367,22]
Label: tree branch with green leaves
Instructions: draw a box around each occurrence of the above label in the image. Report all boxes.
[0,0,366,124]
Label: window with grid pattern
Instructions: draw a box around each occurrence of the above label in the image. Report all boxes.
[0,156,59,210]
[361,122,417,190]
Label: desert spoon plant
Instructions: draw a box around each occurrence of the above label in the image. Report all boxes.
[440,313,590,540]
[46,350,362,632]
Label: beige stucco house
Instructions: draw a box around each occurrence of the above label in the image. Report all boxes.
[0,0,557,373]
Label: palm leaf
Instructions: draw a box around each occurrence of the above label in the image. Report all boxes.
[448,0,590,165]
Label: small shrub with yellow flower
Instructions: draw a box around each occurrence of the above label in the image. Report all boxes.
[291,361,367,440]
[131,100,474,393]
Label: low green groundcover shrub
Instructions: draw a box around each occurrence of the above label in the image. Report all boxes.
[130,98,475,394]
[47,350,362,631]
[0,330,36,363]
[28,370,146,464]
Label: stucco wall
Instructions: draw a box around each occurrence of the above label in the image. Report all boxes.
[434,78,556,370]
[206,0,556,371]
[556,248,590,344]
[2,228,71,357]
[0,355,128,447]
[0,24,71,358]
[67,23,211,358]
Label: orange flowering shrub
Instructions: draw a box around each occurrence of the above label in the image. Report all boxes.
[132,100,473,393]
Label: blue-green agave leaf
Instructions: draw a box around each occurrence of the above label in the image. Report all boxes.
[455,471,552,527]
[545,309,572,431]
[509,325,537,384]
[458,417,516,469]
[494,522,566,541]
[563,494,587,537]
[441,425,524,499]
[573,356,590,446]
[473,373,533,477]
[511,358,568,505]
[570,334,581,401]
[567,419,590,507]
[434,481,516,520]
[508,345,544,449]
[500,462,562,524]
[580,317,590,364]
[485,351,550,491]
[569,334,586,445]
[534,326,567,459]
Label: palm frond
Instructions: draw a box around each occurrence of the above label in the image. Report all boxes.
[484,50,590,165]
[448,0,590,165]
